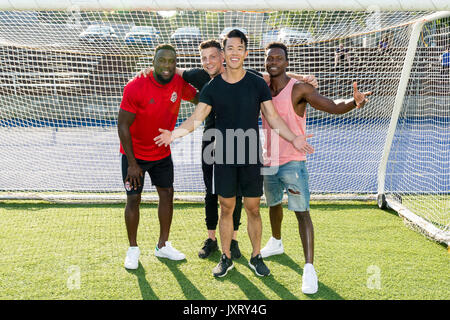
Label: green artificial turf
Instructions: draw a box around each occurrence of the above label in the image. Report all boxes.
[0,200,448,300]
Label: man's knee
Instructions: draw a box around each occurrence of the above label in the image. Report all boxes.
[243,197,261,217]
[126,194,141,209]
[295,210,310,221]
[219,197,236,215]
[157,187,174,201]
[245,205,260,218]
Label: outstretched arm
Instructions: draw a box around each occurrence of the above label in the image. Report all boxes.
[154,102,212,147]
[261,100,314,154]
[188,92,199,105]
[296,82,372,115]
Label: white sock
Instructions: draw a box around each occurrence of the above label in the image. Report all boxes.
[304,263,314,270]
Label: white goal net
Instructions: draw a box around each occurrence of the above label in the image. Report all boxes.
[0,1,448,245]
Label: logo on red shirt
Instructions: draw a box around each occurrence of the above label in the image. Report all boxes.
[170,91,177,103]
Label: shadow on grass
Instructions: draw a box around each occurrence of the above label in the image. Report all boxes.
[235,256,299,300]
[126,262,159,300]
[263,253,303,275]
[170,250,270,300]
[206,250,342,300]
[215,265,269,300]
[263,253,344,300]
[158,258,206,300]
[304,282,344,300]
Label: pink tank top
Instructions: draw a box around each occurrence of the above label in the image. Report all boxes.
[262,78,306,167]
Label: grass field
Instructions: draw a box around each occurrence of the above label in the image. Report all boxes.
[0,200,448,300]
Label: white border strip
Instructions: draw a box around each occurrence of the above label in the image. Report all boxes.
[0,0,449,11]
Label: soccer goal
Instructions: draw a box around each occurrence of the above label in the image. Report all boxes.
[0,0,448,246]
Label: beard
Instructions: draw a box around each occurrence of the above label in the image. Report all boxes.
[154,72,174,85]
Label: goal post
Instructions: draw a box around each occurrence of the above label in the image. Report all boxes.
[0,1,448,246]
[376,11,450,246]
[377,11,450,196]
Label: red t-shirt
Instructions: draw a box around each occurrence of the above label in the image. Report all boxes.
[119,71,197,161]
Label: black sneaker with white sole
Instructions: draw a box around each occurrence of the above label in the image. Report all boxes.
[213,254,234,278]
[198,238,218,259]
[249,254,270,277]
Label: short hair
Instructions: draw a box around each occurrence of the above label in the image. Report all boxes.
[199,39,222,51]
[154,44,176,57]
[222,29,248,50]
[265,42,288,61]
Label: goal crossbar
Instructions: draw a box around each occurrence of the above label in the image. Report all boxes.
[0,0,449,12]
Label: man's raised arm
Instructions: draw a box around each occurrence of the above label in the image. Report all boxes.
[154,102,212,147]
[297,81,372,115]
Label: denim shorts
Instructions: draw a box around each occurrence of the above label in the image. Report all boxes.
[262,161,310,212]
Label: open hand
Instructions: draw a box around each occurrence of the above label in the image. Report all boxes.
[302,75,318,88]
[353,82,373,108]
[154,128,173,147]
[292,134,315,154]
[127,67,151,84]
[136,67,151,79]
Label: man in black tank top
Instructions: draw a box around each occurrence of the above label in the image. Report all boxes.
[155,29,314,278]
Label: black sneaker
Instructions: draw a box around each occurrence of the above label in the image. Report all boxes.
[230,239,242,259]
[213,254,234,277]
[249,254,270,277]
[198,238,218,259]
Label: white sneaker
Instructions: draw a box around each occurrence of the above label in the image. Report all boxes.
[260,236,284,258]
[124,246,140,270]
[154,241,186,261]
[302,263,318,294]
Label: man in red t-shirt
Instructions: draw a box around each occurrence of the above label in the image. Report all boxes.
[118,44,197,269]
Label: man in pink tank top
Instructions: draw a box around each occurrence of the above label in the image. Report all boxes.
[260,42,372,294]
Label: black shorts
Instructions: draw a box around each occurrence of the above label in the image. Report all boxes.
[121,154,173,195]
[213,164,263,198]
